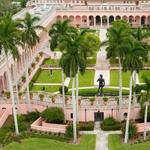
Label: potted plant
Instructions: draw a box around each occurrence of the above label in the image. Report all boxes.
[30,93,33,100]
[35,56,39,62]
[65,96,69,104]
[78,99,81,105]
[39,94,44,101]
[103,96,108,105]
[90,97,95,105]
[22,76,26,83]
[5,91,10,99]
[28,68,31,75]
[31,63,36,69]
[39,52,43,57]
[51,95,56,103]
[19,92,23,100]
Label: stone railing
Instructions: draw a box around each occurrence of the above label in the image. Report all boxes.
[0,109,9,128]
[136,122,150,133]
[31,117,67,133]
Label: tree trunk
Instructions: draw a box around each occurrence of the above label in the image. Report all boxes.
[62,70,66,123]
[25,51,31,111]
[124,72,133,144]
[76,71,79,123]
[118,58,122,120]
[133,70,137,104]
[72,77,77,143]
[144,102,148,140]
[5,55,19,135]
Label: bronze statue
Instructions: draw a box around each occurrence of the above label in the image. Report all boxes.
[97,74,105,96]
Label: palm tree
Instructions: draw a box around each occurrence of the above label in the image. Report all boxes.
[135,75,150,140]
[131,27,150,104]
[106,20,131,120]
[123,40,147,143]
[20,13,45,111]
[49,20,76,122]
[59,34,86,143]
[0,13,22,134]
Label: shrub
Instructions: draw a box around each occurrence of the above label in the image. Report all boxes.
[121,122,137,139]
[31,63,36,68]
[66,124,73,138]
[59,86,68,94]
[90,97,95,105]
[26,111,40,122]
[41,107,64,124]
[39,94,44,101]
[78,122,94,131]
[101,117,121,131]
[140,106,150,122]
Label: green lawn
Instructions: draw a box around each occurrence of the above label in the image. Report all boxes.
[42,58,60,67]
[86,58,96,66]
[108,134,150,150]
[35,70,62,83]
[139,70,150,82]
[3,135,96,150]
[69,70,95,88]
[30,85,60,93]
[110,70,130,87]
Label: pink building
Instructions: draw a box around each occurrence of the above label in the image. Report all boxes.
[0,0,150,92]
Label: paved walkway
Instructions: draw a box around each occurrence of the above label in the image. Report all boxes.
[94,29,110,86]
[80,122,121,150]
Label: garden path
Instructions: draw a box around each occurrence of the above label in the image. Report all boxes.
[94,28,110,86]
[80,122,121,150]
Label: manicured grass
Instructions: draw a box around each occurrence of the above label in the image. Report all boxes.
[42,58,60,67]
[69,70,95,88]
[139,70,150,82]
[3,134,96,150]
[108,134,150,150]
[30,85,60,93]
[35,70,62,83]
[86,57,96,66]
[110,70,130,87]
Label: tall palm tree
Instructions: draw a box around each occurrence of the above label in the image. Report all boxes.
[123,40,147,143]
[135,75,150,140]
[49,20,76,122]
[131,27,150,104]
[106,20,131,120]
[59,34,86,143]
[20,13,45,111]
[0,13,22,134]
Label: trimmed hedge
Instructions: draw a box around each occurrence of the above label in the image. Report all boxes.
[101,117,121,131]
[78,122,94,131]
[67,88,129,96]
[41,107,64,124]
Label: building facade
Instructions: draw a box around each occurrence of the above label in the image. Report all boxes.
[0,0,150,92]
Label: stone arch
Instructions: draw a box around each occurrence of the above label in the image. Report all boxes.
[135,16,140,26]
[75,16,81,26]
[141,16,146,25]
[147,16,150,25]
[63,15,68,21]
[89,15,94,26]
[82,16,87,24]
[57,15,62,21]
[109,16,114,25]
[116,15,121,20]
[69,16,74,25]
[122,16,128,21]
[102,16,107,26]
[129,16,134,25]
[96,15,101,26]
